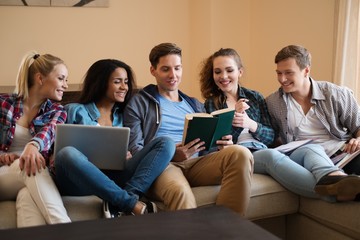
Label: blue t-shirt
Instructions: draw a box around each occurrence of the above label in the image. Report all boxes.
[155,94,194,143]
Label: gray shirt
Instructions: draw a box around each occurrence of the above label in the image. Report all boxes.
[266,78,360,144]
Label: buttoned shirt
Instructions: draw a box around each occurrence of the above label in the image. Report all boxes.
[266,78,360,144]
[204,85,275,147]
[65,102,123,127]
[0,93,67,164]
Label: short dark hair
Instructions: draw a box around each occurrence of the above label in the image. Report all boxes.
[275,45,311,70]
[149,43,182,68]
[79,59,137,110]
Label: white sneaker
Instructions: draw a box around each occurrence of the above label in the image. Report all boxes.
[103,201,124,218]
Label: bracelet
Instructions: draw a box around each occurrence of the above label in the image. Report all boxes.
[27,141,40,151]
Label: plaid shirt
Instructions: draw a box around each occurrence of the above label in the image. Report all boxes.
[0,93,67,166]
[266,78,360,144]
[204,86,275,146]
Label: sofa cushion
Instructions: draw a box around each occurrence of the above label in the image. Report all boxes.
[0,201,16,229]
[299,197,360,239]
[154,174,299,221]
[62,196,103,221]
[246,174,299,220]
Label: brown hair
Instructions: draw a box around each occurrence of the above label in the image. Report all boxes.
[199,48,243,109]
[149,43,182,68]
[275,45,311,70]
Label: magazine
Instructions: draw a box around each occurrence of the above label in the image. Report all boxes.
[273,139,313,154]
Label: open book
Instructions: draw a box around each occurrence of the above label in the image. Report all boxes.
[274,139,359,168]
[273,139,313,154]
[182,108,235,150]
[330,146,360,168]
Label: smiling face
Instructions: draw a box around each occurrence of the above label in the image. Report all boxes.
[275,58,310,94]
[40,63,68,101]
[213,56,242,95]
[150,54,182,95]
[105,67,129,103]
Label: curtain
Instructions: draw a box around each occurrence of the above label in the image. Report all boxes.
[333,0,360,102]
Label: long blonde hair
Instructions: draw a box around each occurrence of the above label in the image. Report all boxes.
[15,51,65,99]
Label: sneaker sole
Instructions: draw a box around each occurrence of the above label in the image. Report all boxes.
[315,177,360,198]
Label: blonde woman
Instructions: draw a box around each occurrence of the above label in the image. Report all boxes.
[0,51,71,227]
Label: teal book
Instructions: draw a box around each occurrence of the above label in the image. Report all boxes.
[182,108,235,150]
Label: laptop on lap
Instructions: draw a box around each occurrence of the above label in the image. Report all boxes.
[54,124,130,170]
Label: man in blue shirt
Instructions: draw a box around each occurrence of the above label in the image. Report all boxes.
[124,43,254,216]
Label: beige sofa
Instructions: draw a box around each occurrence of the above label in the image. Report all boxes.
[1,173,359,239]
[1,89,359,239]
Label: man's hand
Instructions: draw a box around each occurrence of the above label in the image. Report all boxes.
[216,134,233,150]
[343,137,360,154]
[19,143,46,176]
[0,152,19,166]
[172,138,205,162]
[126,151,132,160]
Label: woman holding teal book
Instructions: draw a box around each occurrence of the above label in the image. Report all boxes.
[199,48,358,202]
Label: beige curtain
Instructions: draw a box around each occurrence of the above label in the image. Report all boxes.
[333,0,360,102]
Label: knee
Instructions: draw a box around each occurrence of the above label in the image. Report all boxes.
[223,145,254,168]
[153,136,176,156]
[254,149,284,163]
[55,146,81,168]
[300,144,324,152]
[16,187,31,203]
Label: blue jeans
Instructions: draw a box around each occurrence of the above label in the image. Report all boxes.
[54,136,175,212]
[253,144,338,200]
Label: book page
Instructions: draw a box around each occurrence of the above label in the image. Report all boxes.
[210,108,235,116]
[273,139,313,154]
[185,112,212,120]
[334,149,360,168]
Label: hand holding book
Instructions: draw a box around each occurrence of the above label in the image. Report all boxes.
[330,143,360,168]
[182,108,235,150]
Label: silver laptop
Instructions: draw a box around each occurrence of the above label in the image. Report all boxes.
[54,124,130,170]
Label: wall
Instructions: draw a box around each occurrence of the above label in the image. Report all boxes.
[0,0,335,100]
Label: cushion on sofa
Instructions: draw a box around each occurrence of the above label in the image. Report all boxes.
[153,174,299,221]
[246,174,299,220]
[0,201,16,229]
[299,197,360,239]
[62,196,103,221]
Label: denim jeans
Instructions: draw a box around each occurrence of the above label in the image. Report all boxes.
[54,136,175,212]
[253,144,338,200]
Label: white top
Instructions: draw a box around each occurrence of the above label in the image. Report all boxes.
[9,124,32,154]
[286,94,344,156]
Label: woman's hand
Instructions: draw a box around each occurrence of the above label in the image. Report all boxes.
[216,134,233,150]
[172,139,205,162]
[19,143,46,176]
[0,152,19,166]
[233,111,258,133]
[235,98,250,113]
